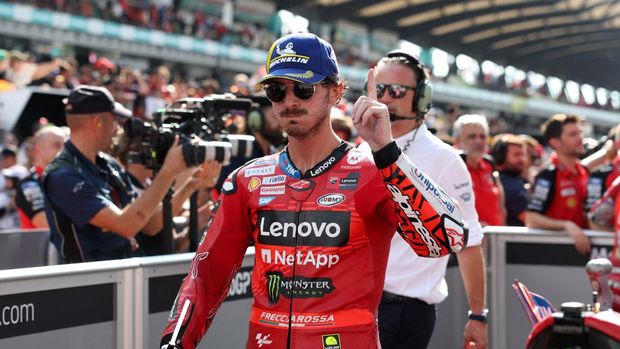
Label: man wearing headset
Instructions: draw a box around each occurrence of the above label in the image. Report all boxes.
[363,50,487,349]
[492,134,529,226]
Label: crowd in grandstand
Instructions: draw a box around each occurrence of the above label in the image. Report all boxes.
[12,0,279,50]
[5,1,619,114]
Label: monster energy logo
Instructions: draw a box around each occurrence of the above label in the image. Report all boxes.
[266,271,335,305]
[267,272,283,305]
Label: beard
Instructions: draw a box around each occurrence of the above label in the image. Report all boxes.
[280,98,330,140]
[285,113,327,140]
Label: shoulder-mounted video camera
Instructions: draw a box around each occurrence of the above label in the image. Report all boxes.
[123,94,256,170]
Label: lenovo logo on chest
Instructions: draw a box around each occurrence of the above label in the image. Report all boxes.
[257,210,350,247]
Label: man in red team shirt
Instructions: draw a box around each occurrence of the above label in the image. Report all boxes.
[453,114,506,226]
[526,114,590,254]
[160,32,467,349]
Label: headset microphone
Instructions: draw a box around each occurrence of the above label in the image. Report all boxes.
[389,113,421,122]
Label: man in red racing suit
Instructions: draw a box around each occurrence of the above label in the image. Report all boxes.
[589,176,620,312]
[161,32,467,349]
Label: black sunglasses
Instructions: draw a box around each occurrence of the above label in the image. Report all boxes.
[263,82,319,103]
[375,83,416,99]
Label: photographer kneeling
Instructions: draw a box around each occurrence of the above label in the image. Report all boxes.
[43,85,210,263]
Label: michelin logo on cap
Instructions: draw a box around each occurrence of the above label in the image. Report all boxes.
[269,42,309,70]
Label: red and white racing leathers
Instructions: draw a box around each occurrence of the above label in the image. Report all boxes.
[161,141,467,348]
[589,176,620,312]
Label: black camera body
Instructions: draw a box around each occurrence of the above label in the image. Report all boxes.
[124,94,256,170]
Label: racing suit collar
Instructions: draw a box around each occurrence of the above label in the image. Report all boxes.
[279,141,353,179]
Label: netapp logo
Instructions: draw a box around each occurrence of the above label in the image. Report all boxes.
[257,210,350,247]
[266,271,335,305]
[261,248,340,268]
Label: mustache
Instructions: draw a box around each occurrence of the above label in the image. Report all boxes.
[280,108,307,117]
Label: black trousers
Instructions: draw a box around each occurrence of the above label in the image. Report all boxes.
[378,292,437,349]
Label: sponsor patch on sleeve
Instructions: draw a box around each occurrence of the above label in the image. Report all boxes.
[245,166,276,177]
[528,178,551,212]
[531,178,551,202]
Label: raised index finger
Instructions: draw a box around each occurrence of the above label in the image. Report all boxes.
[367,68,377,101]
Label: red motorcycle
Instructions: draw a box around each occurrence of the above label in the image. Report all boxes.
[513,258,620,349]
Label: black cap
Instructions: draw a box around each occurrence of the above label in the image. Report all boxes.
[64,85,132,118]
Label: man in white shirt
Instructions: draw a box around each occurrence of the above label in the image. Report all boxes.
[364,50,487,349]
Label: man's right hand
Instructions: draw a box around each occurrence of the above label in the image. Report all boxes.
[564,220,591,255]
[160,136,191,176]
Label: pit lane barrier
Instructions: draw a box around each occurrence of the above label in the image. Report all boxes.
[0,228,613,349]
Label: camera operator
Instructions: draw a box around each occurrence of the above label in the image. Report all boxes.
[42,85,201,263]
[110,129,222,255]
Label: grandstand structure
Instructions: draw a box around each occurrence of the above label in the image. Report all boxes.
[0,0,618,136]
[277,0,620,91]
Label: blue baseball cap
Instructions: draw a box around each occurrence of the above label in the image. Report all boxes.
[255,32,339,89]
